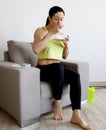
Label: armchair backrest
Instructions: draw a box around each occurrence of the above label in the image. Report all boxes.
[5,40,38,67]
[4,51,10,61]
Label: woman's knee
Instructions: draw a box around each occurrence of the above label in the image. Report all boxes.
[75,72,80,78]
[72,72,80,82]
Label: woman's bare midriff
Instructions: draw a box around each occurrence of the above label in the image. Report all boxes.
[37,59,60,65]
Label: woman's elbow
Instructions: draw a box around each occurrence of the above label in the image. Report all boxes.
[33,48,39,54]
[62,54,68,59]
[32,43,39,54]
[32,45,39,54]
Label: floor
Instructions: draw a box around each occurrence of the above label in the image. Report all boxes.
[0,87,106,130]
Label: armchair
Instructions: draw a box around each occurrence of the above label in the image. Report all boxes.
[0,40,89,127]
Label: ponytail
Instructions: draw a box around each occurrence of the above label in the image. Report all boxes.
[45,17,49,26]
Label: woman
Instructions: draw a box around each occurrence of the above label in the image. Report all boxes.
[33,6,91,130]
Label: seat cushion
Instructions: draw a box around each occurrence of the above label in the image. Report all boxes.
[40,81,70,98]
[7,40,38,67]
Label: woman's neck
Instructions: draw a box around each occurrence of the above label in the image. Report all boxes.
[46,24,54,31]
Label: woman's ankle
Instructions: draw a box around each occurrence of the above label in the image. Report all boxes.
[71,109,91,130]
[53,100,63,120]
[54,100,61,106]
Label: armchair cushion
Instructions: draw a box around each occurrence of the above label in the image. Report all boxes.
[40,82,70,98]
[7,40,38,67]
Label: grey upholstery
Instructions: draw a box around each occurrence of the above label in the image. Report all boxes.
[0,40,89,127]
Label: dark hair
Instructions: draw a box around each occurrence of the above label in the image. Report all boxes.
[46,6,65,26]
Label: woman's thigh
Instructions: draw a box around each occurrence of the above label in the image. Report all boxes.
[64,66,80,84]
[37,63,64,82]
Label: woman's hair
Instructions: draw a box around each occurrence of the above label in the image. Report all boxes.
[46,6,65,26]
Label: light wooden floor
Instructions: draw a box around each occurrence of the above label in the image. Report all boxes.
[0,88,106,130]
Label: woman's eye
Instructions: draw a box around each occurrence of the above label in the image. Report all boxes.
[55,18,59,20]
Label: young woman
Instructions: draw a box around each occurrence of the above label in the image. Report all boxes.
[33,6,91,130]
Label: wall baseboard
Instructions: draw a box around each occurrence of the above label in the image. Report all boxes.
[90,81,106,86]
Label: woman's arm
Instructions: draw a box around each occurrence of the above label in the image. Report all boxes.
[33,26,62,54]
[62,35,70,59]
[32,28,53,54]
[62,45,69,59]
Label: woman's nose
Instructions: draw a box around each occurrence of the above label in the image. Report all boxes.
[57,20,62,24]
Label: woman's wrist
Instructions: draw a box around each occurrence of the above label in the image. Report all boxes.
[65,45,69,49]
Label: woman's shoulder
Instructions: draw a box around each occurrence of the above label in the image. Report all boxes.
[34,26,47,39]
[35,26,44,33]
[34,26,45,35]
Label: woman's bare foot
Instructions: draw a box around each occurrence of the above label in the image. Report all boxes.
[53,100,63,120]
[71,110,91,130]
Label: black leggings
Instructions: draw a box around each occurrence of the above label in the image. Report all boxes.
[36,63,81,110]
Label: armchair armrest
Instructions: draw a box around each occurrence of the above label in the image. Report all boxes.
[0,61,40,127]
[61,60,89,101]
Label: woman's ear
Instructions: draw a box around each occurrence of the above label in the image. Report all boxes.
[48,16,51,22]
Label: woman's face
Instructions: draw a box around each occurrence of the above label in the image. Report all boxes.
[49,12,64,28]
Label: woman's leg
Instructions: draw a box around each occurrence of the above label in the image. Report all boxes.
[37,63,65,120]
[50,63,65,120]
[64,66,91,130]
[37,63,64,100]
[64,66,81,110]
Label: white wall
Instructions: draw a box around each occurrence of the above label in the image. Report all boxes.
[0,0,106,82]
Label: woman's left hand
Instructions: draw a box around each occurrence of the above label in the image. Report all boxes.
[62,35,70,48]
